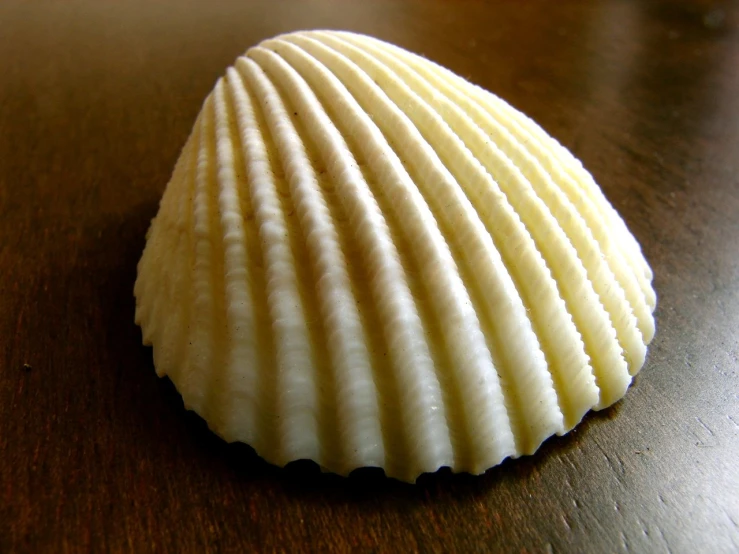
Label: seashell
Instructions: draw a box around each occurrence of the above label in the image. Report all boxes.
[134,30,656,482]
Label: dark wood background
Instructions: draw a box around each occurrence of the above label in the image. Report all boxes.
[2,1,738,552]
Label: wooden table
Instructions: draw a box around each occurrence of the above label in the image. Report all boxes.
[2,1,738,552]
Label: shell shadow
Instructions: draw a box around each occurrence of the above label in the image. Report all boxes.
[190,394,625,505]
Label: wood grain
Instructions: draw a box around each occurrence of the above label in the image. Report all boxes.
[1,1,738,552]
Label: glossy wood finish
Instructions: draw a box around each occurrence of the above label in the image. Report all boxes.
[1,1,738,552]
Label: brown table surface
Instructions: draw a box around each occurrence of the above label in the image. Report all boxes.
[2,1,738,552]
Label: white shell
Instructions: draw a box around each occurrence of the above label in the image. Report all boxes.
[134,30,656,482]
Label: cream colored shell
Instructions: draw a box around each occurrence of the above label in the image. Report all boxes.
[134,30,656,482]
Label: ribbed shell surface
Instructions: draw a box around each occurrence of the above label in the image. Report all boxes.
[134,30,656,482]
